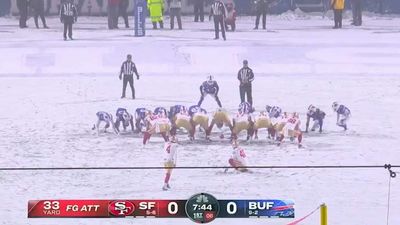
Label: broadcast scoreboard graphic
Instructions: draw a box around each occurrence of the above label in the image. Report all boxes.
[28,193,294,223]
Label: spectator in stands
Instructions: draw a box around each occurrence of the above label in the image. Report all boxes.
[225,2,236,31]
[0,0,12,17]
[168,0,182,29]
[193,0,205,22]
[96,0,105,14]
[45,0,51,15]
[17,0,29,28]
[331,0,345,29]
[108,0,119,29]
[148,0,164,29]
[118,0,129,28]
[77,0,85,15]
[351,0,362,26]
[30,0,49,28]
[377,0,384,14]
[254,0,267,30]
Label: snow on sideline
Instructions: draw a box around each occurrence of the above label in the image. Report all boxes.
[1,15,400,76]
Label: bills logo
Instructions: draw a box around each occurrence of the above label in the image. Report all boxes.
[108,201,135,216]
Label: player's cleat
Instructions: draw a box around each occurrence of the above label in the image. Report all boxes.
[162,183,171,190]
[162,185,168,191]
[298,144,303,148]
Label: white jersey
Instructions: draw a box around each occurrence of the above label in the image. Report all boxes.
[270,114,284,126]
[164,142,177,165]
[235,113,251,123]
[147,114,171,131]
[284,116,300,130]
[231,147,247,167]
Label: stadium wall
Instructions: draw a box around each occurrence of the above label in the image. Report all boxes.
[2,0,400,17]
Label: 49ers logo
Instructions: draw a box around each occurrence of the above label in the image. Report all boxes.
[108,201,135,216]
[287,118,298,124]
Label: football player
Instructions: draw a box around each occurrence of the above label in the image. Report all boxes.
[115,108,134,133]
[305,105,326,133]
[162,139,178,190]
[92,111,118,135]
[197,75,222,107]
[332,102,351,131]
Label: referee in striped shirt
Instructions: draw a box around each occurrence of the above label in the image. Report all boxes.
[119,54,140,99]
[237,60,254,105]
[210,0,226,40]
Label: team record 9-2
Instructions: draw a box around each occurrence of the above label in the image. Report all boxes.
[28,193,294,223]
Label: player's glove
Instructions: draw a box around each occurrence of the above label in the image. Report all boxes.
[119,75,122,80]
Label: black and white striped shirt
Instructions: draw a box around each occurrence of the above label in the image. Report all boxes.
[60,2,77,17]
[120,61,138,76]
[210,1,226,17]
[238,67,254,84]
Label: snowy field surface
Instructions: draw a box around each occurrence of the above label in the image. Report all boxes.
[0,13,400,225]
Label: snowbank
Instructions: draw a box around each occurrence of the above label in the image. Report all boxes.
[1,16,400,77]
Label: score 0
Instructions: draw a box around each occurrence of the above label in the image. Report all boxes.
[167,201,179,215]
[226,201,238,215]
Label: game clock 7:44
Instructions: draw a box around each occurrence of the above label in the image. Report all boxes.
[185,193,220,223]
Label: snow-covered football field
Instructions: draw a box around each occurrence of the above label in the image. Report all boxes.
[0,13,399,225]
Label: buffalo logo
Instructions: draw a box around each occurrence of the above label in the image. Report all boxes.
[108,201,135,217]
